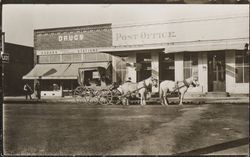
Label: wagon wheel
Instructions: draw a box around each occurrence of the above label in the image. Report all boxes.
[74,86,85,103]
[85,88,96,104]
[89,89,100,104]
[74,86,94,104]
[110,89,122,105]
[98,89,112,105]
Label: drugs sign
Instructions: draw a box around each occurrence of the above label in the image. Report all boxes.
[1,53,9,63]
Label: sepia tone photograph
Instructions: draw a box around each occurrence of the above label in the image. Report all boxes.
[1,3,249,156]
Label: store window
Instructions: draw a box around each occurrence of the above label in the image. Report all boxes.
[40,80,60,91]
[160,53,175,81]
[136,53,152,82]
[97,53,111,61]
[73,54,82,62]
[50,55,61,63]
[62,54,73,62]
[235,51,249,83]
[84,53,97,62]
[184,53,198,79]
[38,55,50,63]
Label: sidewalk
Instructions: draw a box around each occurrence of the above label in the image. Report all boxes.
[3,95,249,104]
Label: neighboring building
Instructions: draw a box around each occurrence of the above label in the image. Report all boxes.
[2,42,34,96]
[23,24,112,97]
[100,14,249,95]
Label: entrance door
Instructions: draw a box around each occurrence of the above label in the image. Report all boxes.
[136,53,152,82]
[208,52,225,92]
[159,53,175,81]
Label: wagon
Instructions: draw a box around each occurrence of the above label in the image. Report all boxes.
[73,66,121,105]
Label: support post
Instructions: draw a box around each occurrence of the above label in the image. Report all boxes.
[1,32,5,100]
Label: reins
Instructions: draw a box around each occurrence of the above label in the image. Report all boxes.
[169,80,188,95]
[121,78,153,97]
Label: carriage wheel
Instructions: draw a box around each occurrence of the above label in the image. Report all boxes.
[74,86,85,103]
[84,88,96,104]
[74,86,94,104]
[89,89,100,104]
[110,89,122,105]
[98,89,112,105]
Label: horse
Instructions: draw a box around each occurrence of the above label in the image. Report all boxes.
[117,77,158,106]
[159,76,199,106]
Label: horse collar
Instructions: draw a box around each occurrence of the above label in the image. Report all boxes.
[183,79,190,87]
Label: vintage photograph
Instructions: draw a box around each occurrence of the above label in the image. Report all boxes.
[1,4,249,155]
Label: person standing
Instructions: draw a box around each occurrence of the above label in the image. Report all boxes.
[35,82,41,99]
[24,83,32,100]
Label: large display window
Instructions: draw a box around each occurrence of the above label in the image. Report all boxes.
[235,51,249,83]
[184,53,198,79]
[159,53,175,81]
[136,53,152,82]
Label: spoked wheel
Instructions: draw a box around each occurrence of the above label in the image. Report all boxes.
[98,89,112,105]
[83,88,95,104]
[74,86,94,104]
[110,89,122,105]
[89,90,100,104]
[74,86,85,103]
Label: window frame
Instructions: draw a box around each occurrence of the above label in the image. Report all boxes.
[183,53,198,79]
[235,51,249,83]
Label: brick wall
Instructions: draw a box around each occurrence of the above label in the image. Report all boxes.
[35,24,112,50]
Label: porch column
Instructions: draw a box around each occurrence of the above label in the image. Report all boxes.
[112,56,118,83]
[151,51,159,93]
[126,53,136,82]
[198,52,208,93]
[174,53,183,81]
[225,50,236,93]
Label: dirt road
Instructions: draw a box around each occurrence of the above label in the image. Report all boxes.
[4,103,249,155]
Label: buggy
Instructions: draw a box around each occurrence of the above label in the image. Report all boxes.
[73,66,121,105]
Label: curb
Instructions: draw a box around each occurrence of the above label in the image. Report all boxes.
[4,97,249,105]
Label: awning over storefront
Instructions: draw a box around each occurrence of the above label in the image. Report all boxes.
[22,64,71,80]
[23,62,110,80]
[164,38,249,53]
[99,38,248,54]
[99,45,165,56]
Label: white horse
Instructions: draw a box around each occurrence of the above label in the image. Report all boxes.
[117,77,158,106]
[159,76,199,106]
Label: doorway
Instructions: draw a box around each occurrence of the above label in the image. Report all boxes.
[159,53,175,81]
[136,53,152,82]
[208,52,225,92]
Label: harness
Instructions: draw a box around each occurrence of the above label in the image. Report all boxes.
[169,79,189,95]
[134,80,148,93]
[122,79,149,98]
[183,79,190,87]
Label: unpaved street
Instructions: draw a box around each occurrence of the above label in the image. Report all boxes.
[4,103,249,155]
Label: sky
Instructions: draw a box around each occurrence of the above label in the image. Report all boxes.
[2,4,249,47]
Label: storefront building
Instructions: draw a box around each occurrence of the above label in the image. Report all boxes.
[23,24,112,97]
[100,14,249,95]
